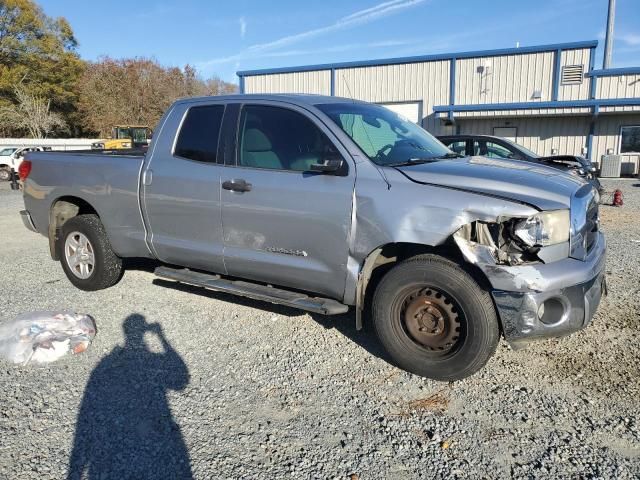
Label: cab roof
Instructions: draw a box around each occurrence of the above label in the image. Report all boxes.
[174,94,367,108]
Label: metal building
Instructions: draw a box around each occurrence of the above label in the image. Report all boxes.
[237,40,640,173]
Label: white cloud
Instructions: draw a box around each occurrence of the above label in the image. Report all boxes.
[239,17,247,39]
[196,39,418,69]
[619,32,640,46]
[340,0,408,22]
[246,0,427,53]
[263,39,418,58]
[197,0,427,69]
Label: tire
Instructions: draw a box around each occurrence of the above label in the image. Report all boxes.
[0,167,11,182]
[58,214,124,291]
[372,254,499,381]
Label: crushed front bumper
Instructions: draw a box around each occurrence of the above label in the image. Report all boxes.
[486,232,606,348]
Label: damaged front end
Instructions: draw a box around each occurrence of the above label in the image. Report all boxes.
[453,219,543,267]
[453,207,573,268]
[453,209,606,349]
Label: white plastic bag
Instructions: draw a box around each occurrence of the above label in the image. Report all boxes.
[0,311,97,365]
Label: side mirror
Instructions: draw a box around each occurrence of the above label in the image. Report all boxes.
[309,158,345,174]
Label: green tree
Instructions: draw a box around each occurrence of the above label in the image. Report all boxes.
[0,0,84,137]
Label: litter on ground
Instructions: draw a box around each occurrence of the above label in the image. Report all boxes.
[0,312,96,365]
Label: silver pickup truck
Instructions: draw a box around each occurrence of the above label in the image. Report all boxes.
[19,95,606,380]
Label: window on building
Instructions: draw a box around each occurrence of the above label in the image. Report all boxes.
[621,126,640,153]
[174,105,225,163]
[238,105,339,171]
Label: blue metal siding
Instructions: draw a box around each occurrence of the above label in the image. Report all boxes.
[552,49,562,101]
[588,47,597,100]
[587,67,640,77]
[434,98,640,113]
[449,58,456,106]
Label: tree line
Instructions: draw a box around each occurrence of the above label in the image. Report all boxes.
[0,0,236,138]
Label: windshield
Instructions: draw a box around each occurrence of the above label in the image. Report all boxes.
[131,128,149,143]
[0,147,17,156]
[317,103,451,165]
[114,127,150,143]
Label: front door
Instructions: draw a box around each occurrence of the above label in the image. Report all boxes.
[220,103,355,299]
[142,102,227,274]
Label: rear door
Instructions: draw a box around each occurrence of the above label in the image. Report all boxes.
[220,102,355,299]
[141,101,228,273]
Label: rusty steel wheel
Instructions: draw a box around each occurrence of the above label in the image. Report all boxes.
[400,287,462,352]
[372,254,500,381]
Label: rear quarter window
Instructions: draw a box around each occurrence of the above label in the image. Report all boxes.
[174,105,225,163]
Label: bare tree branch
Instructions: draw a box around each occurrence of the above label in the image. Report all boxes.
[1,86,67,138]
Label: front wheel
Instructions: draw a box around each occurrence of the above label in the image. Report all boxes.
[372,254,499,381]
[0,167,11,182]
[58,214,124,291]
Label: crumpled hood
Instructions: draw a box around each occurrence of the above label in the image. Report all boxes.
[395,156,587,210]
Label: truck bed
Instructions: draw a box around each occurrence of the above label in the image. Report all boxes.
[23,151,149,259]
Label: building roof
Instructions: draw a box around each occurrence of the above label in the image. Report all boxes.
[237,40,598,77]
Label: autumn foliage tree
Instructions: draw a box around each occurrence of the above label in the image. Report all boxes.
[1,0,237,139]
[0,0,83,136]
[78,58,236,137]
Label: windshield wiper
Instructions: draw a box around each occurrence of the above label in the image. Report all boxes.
[386,157,438,167]
[433,152,464,159]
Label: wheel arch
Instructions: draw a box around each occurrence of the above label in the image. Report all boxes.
[48,196,100,260]
[355,239,494,330]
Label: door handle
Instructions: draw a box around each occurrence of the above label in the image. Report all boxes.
[143,169,153,186]
[222,179,252,192]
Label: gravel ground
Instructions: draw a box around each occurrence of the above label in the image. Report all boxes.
[0,179,639,479]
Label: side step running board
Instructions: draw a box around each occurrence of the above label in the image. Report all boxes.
[154,266,349,315]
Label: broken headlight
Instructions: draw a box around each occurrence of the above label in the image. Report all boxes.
[513,210,570,247]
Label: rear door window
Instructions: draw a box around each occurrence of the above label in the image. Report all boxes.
[485,141,515,159]
[473,140,514,158]
[174,105,225,163]
[445,140,467,155]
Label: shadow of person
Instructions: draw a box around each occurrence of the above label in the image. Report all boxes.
[67,314,192,480]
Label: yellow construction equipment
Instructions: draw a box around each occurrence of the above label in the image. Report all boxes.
[91,126,152,150]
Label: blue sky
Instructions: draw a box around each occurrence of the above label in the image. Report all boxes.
[39,0,640,83]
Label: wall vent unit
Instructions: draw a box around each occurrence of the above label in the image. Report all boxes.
[561,64,584,85]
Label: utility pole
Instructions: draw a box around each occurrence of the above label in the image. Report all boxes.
[603,0,616,69]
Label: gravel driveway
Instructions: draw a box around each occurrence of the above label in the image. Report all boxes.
[0,179,638,479]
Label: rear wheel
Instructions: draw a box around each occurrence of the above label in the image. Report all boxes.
[58,214,124,291]
[372,254,499,381]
